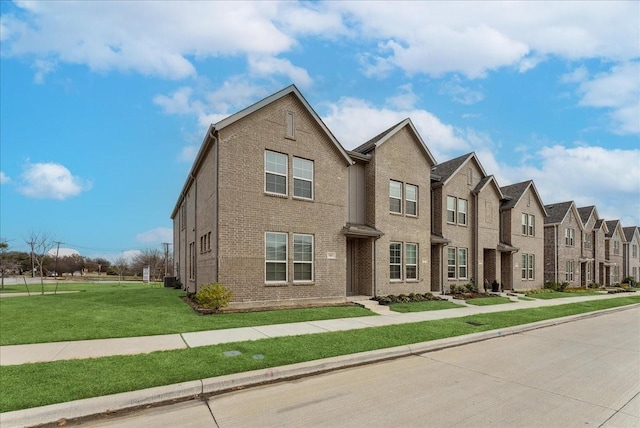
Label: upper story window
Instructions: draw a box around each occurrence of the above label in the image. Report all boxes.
[285,111,295,139]
[633,244,638,258]
[293,157,313,200]
[405,184,418,216]
[565,228,575,246]
[265,151,287,195]
[521,214,535,236]
[390,180,403,214]
[613,240,620,255]
[447,196,467,226]
[447,196,456,223]
[584,233,592,249]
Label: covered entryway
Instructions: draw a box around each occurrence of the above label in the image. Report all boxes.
[343,224,382,296]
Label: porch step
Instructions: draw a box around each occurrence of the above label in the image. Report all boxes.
[347,296,395,315]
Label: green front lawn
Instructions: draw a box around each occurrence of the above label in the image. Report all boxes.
[2,296,638,412]
[0,284,373,345]
[389,300,464,312]
[464,296,513,306]
[526,290,603,299]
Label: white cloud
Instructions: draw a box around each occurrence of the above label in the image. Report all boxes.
[136,227,173,244]
[32,59,56,84]
[247,55,312,88]
[46,248,80,257]
[439,77,485,105]
[385,84,418,110]
[0,171,10,184]
[18,162,91,200]
[575,62,640,134]
[321,96,468,160]
[179,145,199,163]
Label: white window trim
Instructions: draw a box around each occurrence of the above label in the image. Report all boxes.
[265,150,288,196]
[293,233,314,283]
[405,243,418,281]
[390,242,402,281]
[265,232,288,283]
[528,254,534,280]
[293,157,314,200]
[447,247,456,279]
[528,214,535,236]
[405,184,418,217]
[390,180,403,214]
[446,196,456,224]
[457,247,468,279]
[458,199,468,226]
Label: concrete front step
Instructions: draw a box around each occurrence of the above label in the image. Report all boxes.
[347,296,396,315]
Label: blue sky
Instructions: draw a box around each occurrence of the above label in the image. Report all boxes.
[1,1,639,260]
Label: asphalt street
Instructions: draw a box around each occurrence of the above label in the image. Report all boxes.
[75,305,640,428]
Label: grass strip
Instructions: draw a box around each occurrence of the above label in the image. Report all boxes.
[389,300,464,313]
[0,287,373,345]
[526,291,603,299]
[1,296,638,412]
[464,296,513,306]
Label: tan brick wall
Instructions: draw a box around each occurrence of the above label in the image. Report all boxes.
[368,128,433,296]
[213,94,348,304]
[544,209,583,285]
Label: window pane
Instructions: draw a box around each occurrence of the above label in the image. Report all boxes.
[294,263,312,281]
[266,233,287,261]
[390,265,401,280]
[447,196,456,223]
[406,244,417,264]
[390,181,402,198]
[458,199,467,225]
[447,248,456,278]
[293,158,313,180]
[266,173,286,194]
[265,151,287,174]
[390,198,402,213]
[406,185,417,216]
[294,235,313,261]
[293,178,312,199]
[405,184,416,201]
[406,266,417,280]
[266,262,286,281]
[406,200,417,216]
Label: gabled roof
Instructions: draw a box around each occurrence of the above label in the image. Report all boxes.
[594,219,609,234]
[577,205,599,226]
[473,175,505,199]
[171,85,353,218]
[543,201,583,230]
[431,152,488,186]
[500,180,548,216]
[605,220,625,240]
[215,84,352,165]
[352,118,437,165]
[623,226,639,242]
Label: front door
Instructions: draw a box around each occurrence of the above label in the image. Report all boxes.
[346,239,356,295]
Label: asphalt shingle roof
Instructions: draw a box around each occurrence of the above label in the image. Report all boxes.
[544,201,574,224]
[500,181,532,210]
[431,153,473,183]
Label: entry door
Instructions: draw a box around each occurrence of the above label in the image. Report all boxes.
[346,239,356,294]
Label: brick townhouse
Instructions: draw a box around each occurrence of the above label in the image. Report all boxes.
[173,85,635,308]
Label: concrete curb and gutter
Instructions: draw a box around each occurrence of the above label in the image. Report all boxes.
[2,303,637,428]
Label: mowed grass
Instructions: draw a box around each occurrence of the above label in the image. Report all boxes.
[526,290,604,299]
[0,284,373,345]
[464,296,513,306]
[389,300,464,312]
[2,296,638,412]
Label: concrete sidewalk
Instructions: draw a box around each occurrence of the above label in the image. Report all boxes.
[1,293,638,428]
[1,292,636,366]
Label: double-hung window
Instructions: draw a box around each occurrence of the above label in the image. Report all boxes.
[584,233,592,249]
[390,242,402,280]
[457,199,468,226]
[293,157,313,199]
[265,232,287,282]
[522,214,535,236]
[521,254,535,280]
[565,228,574,246]
[457,248,468,278]
[405,243,418,280]
[265,151,287,195]
[293,234,313,281]
[565,260,574,281]
[613,240,620,255]
[447,248,456,279]
[405,184,418,216]
[446,196,456,223]
[390,181,402,214]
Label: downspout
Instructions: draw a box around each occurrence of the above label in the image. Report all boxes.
[473,191,479,288]
[373,238,377,297]
[189,170,198,292]
[209,128,220,283]
[554,225,558,283]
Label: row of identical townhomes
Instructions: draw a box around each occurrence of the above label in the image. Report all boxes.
[544,202,640,287]
[171,85,637,309]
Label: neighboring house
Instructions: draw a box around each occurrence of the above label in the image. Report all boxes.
[171,85,353,308]
[622,226,640,282]
[431,153,506,293]
[604,220,626,285]
[577,206,601,286]
[593,219,609,285]
[348,119,436,296]
[544,201,584,285]
[500,180,547,291]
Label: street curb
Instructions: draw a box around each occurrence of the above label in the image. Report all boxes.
[1,304,638,428]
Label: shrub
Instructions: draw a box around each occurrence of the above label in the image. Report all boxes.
[193,282,233,311]
[372,292,443,305]
[587,282,601,289]
[465,283,478,293]
[544,281,569,292]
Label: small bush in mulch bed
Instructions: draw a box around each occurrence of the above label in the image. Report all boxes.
[372,292,443,305]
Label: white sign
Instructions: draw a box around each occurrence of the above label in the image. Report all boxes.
[326,252,336,259]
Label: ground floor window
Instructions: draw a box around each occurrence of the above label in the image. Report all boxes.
[521,254,535,280]
[447,247,468,280]
[565,260,574,281]
[390,242,402,280]
[293,234,313,282]
[266,232,287,282]
[405,243,418,280]
[188,242,195,280]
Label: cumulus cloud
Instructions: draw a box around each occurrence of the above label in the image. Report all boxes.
[46,247,80,257]
[136,227,173,244]
[321,96,469,160]
[0,171,10,184]
[18,162,91,200]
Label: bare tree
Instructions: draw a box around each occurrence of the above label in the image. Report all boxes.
[131,248,165,282]
[111,254,129,285]
[24,231,56,294]
[0,238,8,290]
